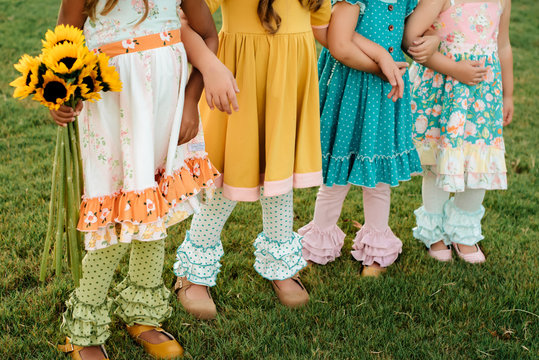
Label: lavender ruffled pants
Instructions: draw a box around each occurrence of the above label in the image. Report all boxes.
[298,183,402,267]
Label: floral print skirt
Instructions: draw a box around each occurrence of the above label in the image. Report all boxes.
[410,53,507,192]
[77,43,219,251]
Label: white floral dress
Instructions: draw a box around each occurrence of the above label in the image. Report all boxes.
[78,0,218,251]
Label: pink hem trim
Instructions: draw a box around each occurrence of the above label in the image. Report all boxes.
[311,24,329,29]
[216,172,323,201]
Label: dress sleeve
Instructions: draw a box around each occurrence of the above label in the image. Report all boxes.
[204,0,223,14]
[406,0,418,17]
[310,0,332,28]
[330,0,366,15]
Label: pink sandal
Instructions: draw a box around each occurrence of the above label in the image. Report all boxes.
[428,246,452,262]
[453,243,486,264]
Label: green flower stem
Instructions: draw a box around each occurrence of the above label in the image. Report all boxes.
[64,124,81,285]
[54,126,67,275]
[39,127,62,282]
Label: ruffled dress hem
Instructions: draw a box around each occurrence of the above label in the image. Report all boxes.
[323,148,423,188]
[79,154,219,251]
[415,141,507,192]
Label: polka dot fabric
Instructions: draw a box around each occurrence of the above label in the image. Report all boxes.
[61,240,171,346]
[319,0,422,187]
[174,189,306,286]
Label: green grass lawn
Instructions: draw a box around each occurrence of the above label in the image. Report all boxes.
[0,1,537,359]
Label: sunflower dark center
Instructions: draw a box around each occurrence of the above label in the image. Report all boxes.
[82,76,95,92]
[59,57,77,69]
[25,71,33,86]
[56,39,69,46]
[43,81,67,103]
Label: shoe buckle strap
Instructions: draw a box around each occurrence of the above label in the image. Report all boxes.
[58,343,75,353]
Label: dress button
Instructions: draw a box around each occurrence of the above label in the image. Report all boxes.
[388,46,394,53]
[388,4,394,11]
[388,24,394,31]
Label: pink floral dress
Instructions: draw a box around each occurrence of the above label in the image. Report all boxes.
[409,0,506,192]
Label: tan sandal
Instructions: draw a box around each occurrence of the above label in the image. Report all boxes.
[361,265,386,277]
[174,277,217,320]
[126,324,184,359]
[58,338,109,360]
[271,274,309,308]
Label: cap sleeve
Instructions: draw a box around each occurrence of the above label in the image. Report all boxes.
[331,0,365,14]
[406,0,418,17]
[204,0,223,14]
[311,0,332,28]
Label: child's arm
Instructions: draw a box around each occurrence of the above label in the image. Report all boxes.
[49,0,86,126]
[404,0,487,85]
[311,0,332,48]
[179,0,239,144]
[498,0,513,126]
[328,1,406,101]
[408,29,441,64]
[402,0,442,56]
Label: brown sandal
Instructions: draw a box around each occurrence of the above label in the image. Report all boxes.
[271,274,310,308]
[58,338,109,360]
[174,277,217,320]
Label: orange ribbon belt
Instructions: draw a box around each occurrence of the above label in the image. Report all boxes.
[93,29,182,58]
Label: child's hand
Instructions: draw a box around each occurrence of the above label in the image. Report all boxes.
[202,60,240,115]
[386,62,409,102]
[178,99,200,145]
[49,100,83,127]
[452,60,487,86]
[408,35,440,63]
[502,96,514,126]
[377,55,407,102]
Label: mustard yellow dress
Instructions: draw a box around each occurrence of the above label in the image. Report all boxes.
[203,0,331,201]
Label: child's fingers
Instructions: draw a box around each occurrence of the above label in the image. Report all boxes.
[219,94,232,114]
[396,62,409,69]
[75,100,83,114]
[387,86,397,101]
[206,93,215,110]
[395,69,404,99]
[213,95,224,112]
[412,37,426,46]
[232,78,240,93]
[228,90,239,112]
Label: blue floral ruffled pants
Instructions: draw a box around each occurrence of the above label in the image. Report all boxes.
[174,189,306,286]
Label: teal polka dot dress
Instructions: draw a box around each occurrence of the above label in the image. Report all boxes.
[319,0,422,187]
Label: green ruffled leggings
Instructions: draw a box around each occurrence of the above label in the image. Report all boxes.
[61,240,171,346]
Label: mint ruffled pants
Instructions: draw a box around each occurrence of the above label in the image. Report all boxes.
[61,240,171,346]
[413,172,486,248]
[173,189,306,286]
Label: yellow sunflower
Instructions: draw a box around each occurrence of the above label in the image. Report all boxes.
[33,70,76,110]
[10,54,42,99]
[96,53,122,92]
[42,42,90,75]
[42,24,85,50]
[76,65,102,102]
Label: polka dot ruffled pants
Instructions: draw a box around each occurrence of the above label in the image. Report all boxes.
[174,189,307,286]
[61,239,171,346]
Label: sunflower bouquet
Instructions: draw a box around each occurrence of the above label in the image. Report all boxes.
[10,25,122,285]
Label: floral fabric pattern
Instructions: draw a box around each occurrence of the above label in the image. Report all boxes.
[410,1,507,192]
